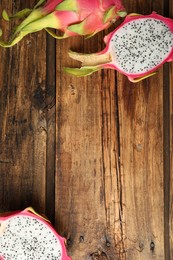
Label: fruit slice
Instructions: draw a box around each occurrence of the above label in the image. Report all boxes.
[0,207,71,260]
[65,12,173,82]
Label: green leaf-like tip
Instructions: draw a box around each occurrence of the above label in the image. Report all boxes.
[45,28,67,39]
[64,67,100,77]
[0,39,11,47]
[0,33,23,47]
[104,6,115,23]
[103,8,127,23]
[117,10,127,18]
[55,0,77,12]
[68,21,86,35]
[34,0,46,9]
[2,10,10,21]
[12,8,32,19]
[0,28,2,37]
[2,8,32,21]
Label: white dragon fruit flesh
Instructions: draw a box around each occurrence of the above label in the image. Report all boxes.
[65,12,173,82]
[0,0,126,47]
[0,207,71,260]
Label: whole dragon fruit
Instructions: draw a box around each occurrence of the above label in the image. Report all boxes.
[65,12,173,82]
[0,207,71,260]
[0,0,126,47]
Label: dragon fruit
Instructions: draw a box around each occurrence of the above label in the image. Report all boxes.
[65,12,173,82]
[0,207,71,260]
[0,0,126,47]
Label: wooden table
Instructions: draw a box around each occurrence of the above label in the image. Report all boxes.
[0,1,172,259]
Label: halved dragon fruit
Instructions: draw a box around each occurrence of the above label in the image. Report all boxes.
[0,207,71,260]
[65,12,173,82]
[0,0,126,47]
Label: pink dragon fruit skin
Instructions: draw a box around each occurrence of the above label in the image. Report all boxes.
[101,0,126,12]
[65,12,173,82]
[0,0,127,47]
[0,207,71,260]
[43,0,63,13]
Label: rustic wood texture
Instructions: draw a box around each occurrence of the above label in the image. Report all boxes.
[0,0,47,212]
[0,0,172,260]
[56,35,123,259]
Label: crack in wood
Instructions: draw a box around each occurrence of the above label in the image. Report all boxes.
[0,160,13,164]
[45,32,56,224]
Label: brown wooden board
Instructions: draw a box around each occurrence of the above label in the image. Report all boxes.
[0,1,48,213]
[118,1,165,260]
[55,0,172,259]
[55,36,119,258]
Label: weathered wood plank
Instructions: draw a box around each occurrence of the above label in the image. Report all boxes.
[0,1,47,213]
[55,1,171,259]
[55,33,124,259]
[117,1,165,259]
[163,65,171,260]
[163,1,172,259]
[118,77,165,260]
[45,33,56,224]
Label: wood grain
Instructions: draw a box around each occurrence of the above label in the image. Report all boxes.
[55,31,127,259]
[45,33,56,224]
[118,76,165,260]
[0,1,47,213]
[55,2,166,259]
[56,35,108,259]
[117,1,166,260]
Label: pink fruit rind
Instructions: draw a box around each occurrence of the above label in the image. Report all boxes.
[43,0,126,15]
[54,10,78,30]
[101,0,126,11]
[0,208,71,260]
[43,0,63,13]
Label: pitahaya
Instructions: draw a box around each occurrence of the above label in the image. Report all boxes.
[0,0,126,47]
[65,12,173,82]
[0,207,71,260]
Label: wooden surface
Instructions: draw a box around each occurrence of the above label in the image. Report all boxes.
[0,1,172,259]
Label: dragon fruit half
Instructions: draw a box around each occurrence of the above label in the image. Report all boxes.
[65,12,173,82]
[0,207,71,260]
[0,0,126,47]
